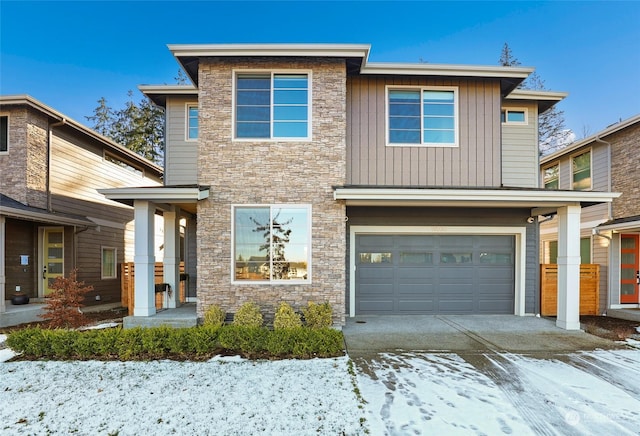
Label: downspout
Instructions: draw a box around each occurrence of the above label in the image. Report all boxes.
[47,119,66,212]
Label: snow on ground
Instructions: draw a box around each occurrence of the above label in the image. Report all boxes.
[0,356,367,435]
[355,349,640,435]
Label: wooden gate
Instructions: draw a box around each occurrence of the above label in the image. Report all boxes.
[540,264,599,316]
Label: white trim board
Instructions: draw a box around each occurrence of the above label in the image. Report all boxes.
[348,225,528,318]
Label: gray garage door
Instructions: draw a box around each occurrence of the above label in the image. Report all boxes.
[355,234,515,315]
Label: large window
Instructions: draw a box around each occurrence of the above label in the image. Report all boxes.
[187,104,198,140]
[0,115,8,152]
[572,150,591,190]
[233,205,310,283]
[543,164,559,189]
[101,247,117,279]
[235,73,309,139]
[387,87,458,146]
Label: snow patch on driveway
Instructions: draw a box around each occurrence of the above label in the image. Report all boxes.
[356,349,640,435]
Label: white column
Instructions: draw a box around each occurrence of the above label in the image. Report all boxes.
[0,216,6,313]
[163,206,181,308]
[556,204,582,330]
[133,200,156,317]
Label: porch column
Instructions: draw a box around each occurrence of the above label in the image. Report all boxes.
[0,215,6,313]
[163,206,181,308]
[556,204,582,330]
[133,200,156,317]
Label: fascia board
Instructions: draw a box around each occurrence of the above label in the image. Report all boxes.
[138,85,198,94]
[99,187,210,203]
[168,43,371,60]
[506,89,568,101]
[360,63,534,79]
[596,219,640,232]
[0,206,95,227]
[334,188,620,206]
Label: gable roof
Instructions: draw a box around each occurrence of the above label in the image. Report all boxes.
[541,114,640,164]
[0,95,163,177]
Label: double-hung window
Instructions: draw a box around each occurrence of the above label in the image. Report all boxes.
[235,73,309,139]
[543,164,559,189]
[186,104,198,140]
[0,115,8,153]
[572,150,591,190]
[233,205,311,283]
[387,87,458,146]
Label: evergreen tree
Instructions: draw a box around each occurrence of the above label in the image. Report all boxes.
[499,43,572,155]
[86,91,164,165]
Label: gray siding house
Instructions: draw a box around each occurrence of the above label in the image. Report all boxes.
[540,115,640,315]
[0,95,163,327]
[103,44,618,330]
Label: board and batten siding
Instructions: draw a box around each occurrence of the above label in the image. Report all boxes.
[165,97,198,185]
[346,76,502,187]
[501,102,539,188]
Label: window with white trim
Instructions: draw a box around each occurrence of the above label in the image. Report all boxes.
[387,87,458,146]
[501,108,527,124]
[0,115,8,153]
[101,247,117,279]
[233,205,310,283]
[572,150,591,190]
[543,164,559,189]
[235,73,309,139]
[186,104,198,140]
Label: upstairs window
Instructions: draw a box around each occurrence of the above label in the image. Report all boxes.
[235,73,309,139]
[572,150,591,190]
[501,109,527,124]
[387,87,458,146]
[186,104,198,140]
[0,115,8,152]
[543,164,559,189]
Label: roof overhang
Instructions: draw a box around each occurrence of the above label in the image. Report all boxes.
[334,187,620,209]
[596,217,640,232]
[99,186,210,214]
[505,89,568,114]
[168,43,371,85]
[138,85,198,107]
[360,63,533,95]
[0,205,95,227]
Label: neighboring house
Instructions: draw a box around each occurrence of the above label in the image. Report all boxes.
[0,95,163,326]
[540,115,640,314]
[102,44,618,330]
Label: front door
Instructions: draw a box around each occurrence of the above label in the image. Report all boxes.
[620,234,639,304]
[43,228,64,295]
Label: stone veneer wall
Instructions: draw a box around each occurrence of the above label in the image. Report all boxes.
[196,57,347,324]
[610,123,640,219]
[0,107,48,209]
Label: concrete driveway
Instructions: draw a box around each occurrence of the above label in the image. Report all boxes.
[345,316,640,435]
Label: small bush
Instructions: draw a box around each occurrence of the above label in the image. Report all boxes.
[218,325,269,354]
[267,328,344,358]
[203,305,226,328]
[232,302,263,328]
[40,269,93,329]
[303,301,333,329]
[273,302,302,330]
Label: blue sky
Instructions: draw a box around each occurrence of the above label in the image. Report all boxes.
[1,1,638,138]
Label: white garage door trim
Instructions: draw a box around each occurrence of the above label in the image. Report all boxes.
[349,225,527,317]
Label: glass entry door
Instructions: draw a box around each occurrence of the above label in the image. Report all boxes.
[43,228,64,295]
[620,234,639,304]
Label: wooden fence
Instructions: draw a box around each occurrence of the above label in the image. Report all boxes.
[540,264,599,316]
[121,262,186,316]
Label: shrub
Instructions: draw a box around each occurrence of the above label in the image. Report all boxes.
[40,269,93,329]
[267,327,344,358]
[203,304,226,327]
[232,302,263,328]
[218,325,269,354]
[302,301,333,329]
[273,302,302,330]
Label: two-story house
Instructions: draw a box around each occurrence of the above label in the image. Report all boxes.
[0,95,163,327]
[540,115,640,317]
[102,44,618,330]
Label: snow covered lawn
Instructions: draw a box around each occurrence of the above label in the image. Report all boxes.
[356,349,640,435]
[0,356,367,435]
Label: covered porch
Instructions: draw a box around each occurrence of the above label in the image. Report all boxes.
[99,185,208,328]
